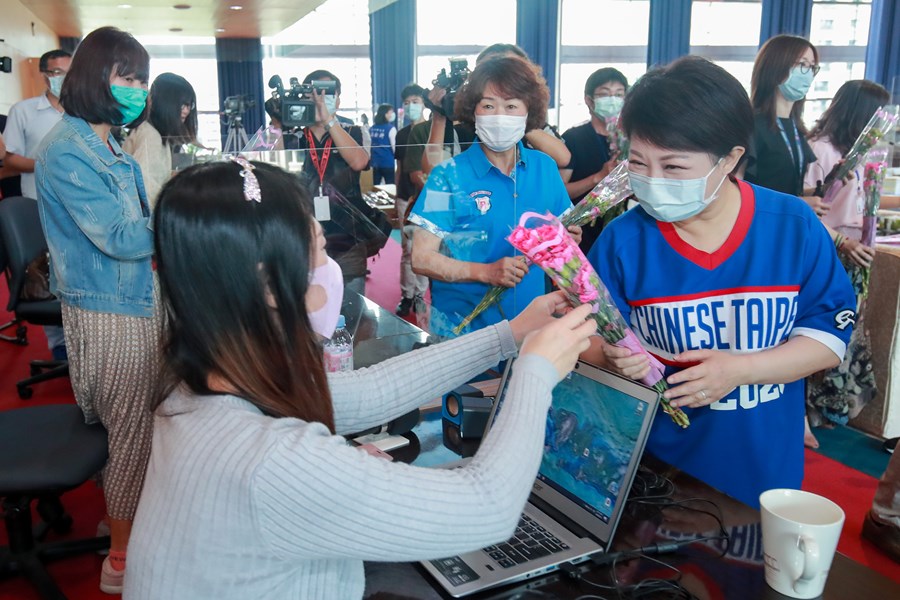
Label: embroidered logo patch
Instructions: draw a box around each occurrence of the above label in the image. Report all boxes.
[469,190,492,215]
[834,309,855,331]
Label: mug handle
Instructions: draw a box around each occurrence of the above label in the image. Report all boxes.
[793,534,821,592]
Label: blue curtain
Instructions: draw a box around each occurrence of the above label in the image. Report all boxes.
[759,0,813,46]
[215,38,266,151]
[516,0,560,108]
[369,0,416,111]
[647,0,692,68]
[865,0,900,90]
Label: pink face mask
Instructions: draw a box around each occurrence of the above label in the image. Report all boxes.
[307,257,344,338]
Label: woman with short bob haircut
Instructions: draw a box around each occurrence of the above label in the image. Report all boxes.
[123,158,594,599]
[745,35,821,203]
[124,72,199,207]
[35,26,158,594]
[410,56,579,338]
[580,56,856,509]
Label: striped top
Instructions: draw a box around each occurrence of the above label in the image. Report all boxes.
[124,322,558,599]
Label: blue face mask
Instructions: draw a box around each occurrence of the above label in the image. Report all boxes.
[405,101,423,122]
[47,75,65,99]
[110,85,148,125]
[629,159,727,223]
[778,67,815,102]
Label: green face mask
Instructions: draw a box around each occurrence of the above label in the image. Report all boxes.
[110,85,148,125]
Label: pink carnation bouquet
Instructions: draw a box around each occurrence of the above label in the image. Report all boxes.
[507,212,690,429]
[605,115,630,161]
[452,162,633,335]
[859,151,889,301]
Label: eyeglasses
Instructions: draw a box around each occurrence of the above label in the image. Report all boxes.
[181,102,196,111]
[795,61,821,76]
[42,69,67,77]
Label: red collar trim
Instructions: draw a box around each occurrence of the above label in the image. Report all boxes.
[656,178,755,270]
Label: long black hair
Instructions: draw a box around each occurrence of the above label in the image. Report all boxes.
[148,72,198,146]
[154,160,335,431]
[808,80,890,156]
[751,35,819,134]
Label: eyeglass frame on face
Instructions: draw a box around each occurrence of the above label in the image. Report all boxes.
[795,60,820,76]
[181,102,196,111]
[42,68,68,77]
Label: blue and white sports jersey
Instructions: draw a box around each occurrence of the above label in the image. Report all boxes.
[587,180,856,507]
[410,142,573,337]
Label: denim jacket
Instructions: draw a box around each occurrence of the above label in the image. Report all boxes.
[35,114,155,318]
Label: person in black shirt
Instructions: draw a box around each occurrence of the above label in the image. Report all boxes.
[294,70,372,297]
[394,84,430,316]
[561,67,628,253]
[744,35,825,216]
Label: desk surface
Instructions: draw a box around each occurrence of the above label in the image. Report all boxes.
[363,411,900,600]
[347,300,898,599]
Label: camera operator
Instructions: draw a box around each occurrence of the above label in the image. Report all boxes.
[295,69,372,296]
[420,44,570,175]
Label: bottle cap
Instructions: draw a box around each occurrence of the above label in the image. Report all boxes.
[336,315,346,329]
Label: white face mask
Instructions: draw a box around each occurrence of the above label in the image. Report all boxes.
[307,257,344,339]
[629,159,727,223]
[475,114,527,152]
[323,95,338,116]
[593,96,624,120]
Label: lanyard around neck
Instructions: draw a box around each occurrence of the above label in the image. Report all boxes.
[776,118,805,182]
[305,128,333,194]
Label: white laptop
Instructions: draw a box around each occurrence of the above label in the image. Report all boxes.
[421,359,660,597]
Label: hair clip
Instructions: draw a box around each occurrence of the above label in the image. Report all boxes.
[230,155,262,203]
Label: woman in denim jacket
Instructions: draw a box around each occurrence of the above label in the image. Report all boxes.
[34,27,160,595]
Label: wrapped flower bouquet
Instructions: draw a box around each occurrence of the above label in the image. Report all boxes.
[507,211,690,429]
[453,162,634,335]
[823,105,899,204]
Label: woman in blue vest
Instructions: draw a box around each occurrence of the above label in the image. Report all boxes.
[369,103,396,185]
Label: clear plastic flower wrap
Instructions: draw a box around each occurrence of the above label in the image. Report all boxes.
[822,105,899,204]
[858,150,889,302]
[453,162,633,334]
[507,211,690,429]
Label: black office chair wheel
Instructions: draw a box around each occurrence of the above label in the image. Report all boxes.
[17,385,33,399]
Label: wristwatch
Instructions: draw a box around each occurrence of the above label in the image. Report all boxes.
[324,118,339,131]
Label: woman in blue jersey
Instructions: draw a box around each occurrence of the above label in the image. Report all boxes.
[580,56,856,508]
[369,103,396,185]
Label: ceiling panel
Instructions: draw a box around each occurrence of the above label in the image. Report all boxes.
[18,0,328,38]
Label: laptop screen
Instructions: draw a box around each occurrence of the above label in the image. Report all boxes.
[489,360,657,541]
[538,369,647,523]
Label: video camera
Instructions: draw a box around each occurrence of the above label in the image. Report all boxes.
[267,75,338,128]
[223,94,255,117]
[424,57,470,118]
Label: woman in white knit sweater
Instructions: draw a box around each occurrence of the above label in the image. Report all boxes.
[122,72,198,209]
[124,159,594,599]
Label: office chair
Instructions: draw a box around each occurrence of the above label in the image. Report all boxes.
[0,404,110,600]
[0,238,27,345]
[0,197,69,399]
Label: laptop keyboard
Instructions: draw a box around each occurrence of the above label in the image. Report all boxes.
[481,514,570,568]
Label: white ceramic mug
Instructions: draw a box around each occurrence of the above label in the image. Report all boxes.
[759,489,845,599]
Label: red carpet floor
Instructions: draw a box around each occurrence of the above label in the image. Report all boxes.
[1,238,897,599]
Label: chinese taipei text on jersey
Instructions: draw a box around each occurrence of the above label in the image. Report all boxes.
[587,179,856,508]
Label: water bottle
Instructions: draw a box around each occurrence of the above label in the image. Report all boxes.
[323,315,353,372]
